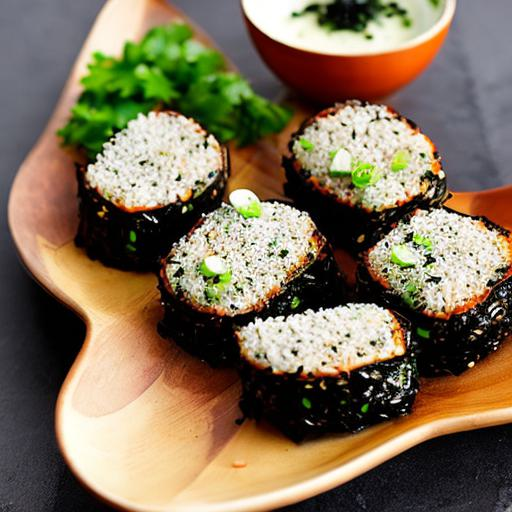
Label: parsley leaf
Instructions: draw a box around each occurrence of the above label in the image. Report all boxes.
[58,22,292,159]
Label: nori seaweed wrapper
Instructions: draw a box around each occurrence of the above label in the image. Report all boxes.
[356,209,512,376]
[282,105,448,254]
[158,221,346,367]
[237,316,418,442]
[75,147,229,272]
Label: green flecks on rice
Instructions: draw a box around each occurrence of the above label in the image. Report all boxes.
[166,202,322,314]
[291,101,439,212]
[367,209,512,315]
[237,303,406,376]
[85,112,223,209]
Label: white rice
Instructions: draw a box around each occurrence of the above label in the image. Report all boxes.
[85,111,223,209]
[291,101,441,212]
[367,209,512,315]
[237,304,406,376]
[166,202,322,314]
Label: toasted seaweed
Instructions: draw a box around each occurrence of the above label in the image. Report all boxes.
[157,210,346,367]
[282,104,448,254]
[356,208,512,375]
[238,316,418,442]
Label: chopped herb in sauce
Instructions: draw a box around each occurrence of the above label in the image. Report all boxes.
[292,0,412,36]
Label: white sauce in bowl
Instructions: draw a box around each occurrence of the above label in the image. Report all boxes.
[243,0,444,55]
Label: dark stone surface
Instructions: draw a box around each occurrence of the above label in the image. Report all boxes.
[1,0,511,510]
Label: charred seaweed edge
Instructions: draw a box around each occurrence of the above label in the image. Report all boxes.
[75,145,229,272]
[282,103,448,254]
[237,315,418,442]
[356,206,512,375]
[157,202,346,366]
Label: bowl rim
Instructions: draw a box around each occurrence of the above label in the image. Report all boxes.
[241,0,457,57]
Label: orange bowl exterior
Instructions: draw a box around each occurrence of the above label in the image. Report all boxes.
[243,13,452,103]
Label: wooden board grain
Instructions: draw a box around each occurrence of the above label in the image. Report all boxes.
[8,0,512,511]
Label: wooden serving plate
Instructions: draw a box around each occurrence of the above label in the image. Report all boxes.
[8,0,512,510]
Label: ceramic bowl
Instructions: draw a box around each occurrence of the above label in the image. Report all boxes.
[241,0,457,103]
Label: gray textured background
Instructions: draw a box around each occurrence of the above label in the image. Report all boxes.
[1,1,512,511]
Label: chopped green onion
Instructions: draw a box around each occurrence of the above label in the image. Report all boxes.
[416,327,431,339]
[329,147,352,177]
[200,255,228,277]
[360,403,369,413]
[391,244,417,267]
[402,292,416,308]
[302,397,312,409]
[129,230,137,243]
[352,162,381,188]
[391,149,411,172]
[229,189,262,219]
[125,243,136,253]
[405,282,417,294]
[217,270,232,284]
[299,138,314,151]
[330,170,353,178]
[413,233,433,252]
[205,285,220,301]
[291,296,301,310]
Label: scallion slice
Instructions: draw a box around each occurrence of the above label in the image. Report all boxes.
[229,189,262,219]
[352,162,381,188]
[391,244,417,267]
[416,327,431,339]
[200,255,228,277]
[391,149,411,172]
[329,147,352,177]
[299,138,314,151]
[413,233,433,252]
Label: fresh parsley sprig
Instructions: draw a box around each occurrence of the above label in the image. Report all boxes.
[58,23,292,159]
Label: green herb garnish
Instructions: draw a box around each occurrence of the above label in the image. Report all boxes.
[329,147,352,177]
[360,403,369,413]
[299,138,315,151]
[391,149,411,172]
[402,282,420,308]
[291,296,301,310]
[351,162,381,188]
[129,230,137,243]
[200,256,231,302]
[229,189,262,219]
[416,327,431,339]
[58,23,292,159]
[302,397,312,409]
[391,245,417,268]
[413,233,433,252]
[205,285,221,301]
[200,255,229,279]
